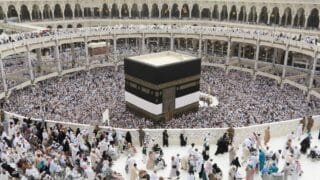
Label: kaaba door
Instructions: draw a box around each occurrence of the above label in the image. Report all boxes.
[162,87,176,121]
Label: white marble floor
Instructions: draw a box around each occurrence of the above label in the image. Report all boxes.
[113,131,320,180]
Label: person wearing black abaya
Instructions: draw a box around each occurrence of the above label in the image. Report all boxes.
[180,133,187,147]
[215,133,229,155]
[125,131,132,144]
[230,157,241,169]
[318,129,320,140]
[212,163,222,176]
[300,135,311,154]
[163,130,169,147]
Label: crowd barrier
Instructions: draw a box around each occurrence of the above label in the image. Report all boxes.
[4,111,319,147]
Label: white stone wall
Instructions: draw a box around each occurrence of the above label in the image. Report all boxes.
[4,111,319,146]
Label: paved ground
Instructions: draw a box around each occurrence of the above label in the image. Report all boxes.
[113,131,320,180]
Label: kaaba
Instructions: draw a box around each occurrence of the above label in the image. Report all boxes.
[124,51,201,121]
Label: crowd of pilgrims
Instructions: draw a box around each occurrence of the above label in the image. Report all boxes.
[0,24,319,47]
[0,111,319,179]
[3,64,320,128]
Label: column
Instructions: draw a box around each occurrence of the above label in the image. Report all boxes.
[125,38,128,47]
[212,41,215,55]
[246,12,249,23]
[268,12,271,24]
[157,38,160,49]
[242,46,246,58]
[253,40,260,79]
[272,48,277,66]
[26,45,34,82]
[113,37,117,61]
[307,51,318,99]
[72,9,75,19]
[204,40,208,55]
[141,34,145,54]
[256,15,259,24]
[226,38,231,64]
[170,35,174,51]
[278,10,284,25]
[40,8,44,21]
[146,38,149,49]
[71,43,76,67]
[119,5,122,18]
[17,12,21,22]
[84,38,90,68]
[105,39,110,63]
[54,42,62,74]
[62,10,65,20]
[238,43,241,59]
[304,14,309,28]
[280,45,289,88]
[291,13,296,27]
[198,37,202,58]
[36,48,42,74]
[0,54,8,92]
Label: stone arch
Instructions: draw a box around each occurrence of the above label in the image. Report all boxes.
[181,4,189,18]
[102,4,109,18]
[212,5,219,19]
[141,3,149,18]
[74,4,82,18]
[239,6,246,22]
[121,4,129,17]
[259,6,268,24]
[111,4,119,18]
[294,8,305,27]
[93,7,100,17]
[151,4,159,18]
[220,5,228,21]
[191,4,200,18]
[32,4,41,20]
[7,5,18,18]
[171,4,179,18]
[131,4,138,18]
[84,8,91,17]
[20,4,30,21]
[281,7,292,26]
[76,24,82,28]
[248,6,257,23]
[43,4,52,19]
[64,4,73,19]
[161,4,169,18]
[307,8,319,28]
[0,6,5,20]
[201,8,210,19]
[57,25,63,29]
[54,4,63,18]
[47,25,52,29]
[270,7,280,25]
[229,5,237,21]
[67,24,73,28]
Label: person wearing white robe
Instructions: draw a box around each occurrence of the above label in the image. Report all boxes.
[296,124,303,141]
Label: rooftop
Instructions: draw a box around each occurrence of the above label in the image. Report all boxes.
[128,51,196,67]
